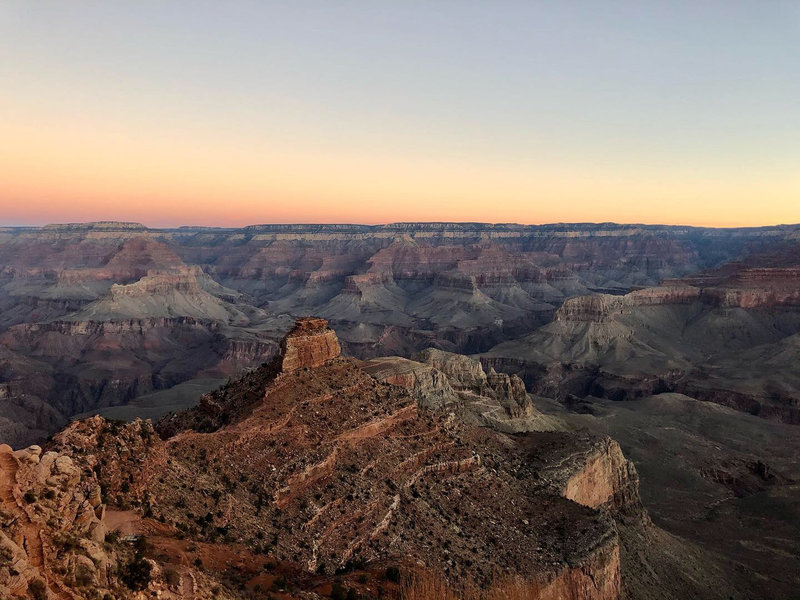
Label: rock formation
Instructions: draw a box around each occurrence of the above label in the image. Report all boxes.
[278,317,341,372]
[3,222,800,444]
[360,348,557,432]
[485,270,800,423]
[1,318,648,599]
[412,348,533,418]
[2,317,772,598]
[0,442,112,598]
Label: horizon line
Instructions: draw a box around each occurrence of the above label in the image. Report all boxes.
[2,220,800,231]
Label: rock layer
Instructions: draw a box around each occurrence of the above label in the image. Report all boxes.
[3,222,800,443]
[278,317,341,372]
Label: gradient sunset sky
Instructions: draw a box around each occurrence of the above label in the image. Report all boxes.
[1,1,799,227]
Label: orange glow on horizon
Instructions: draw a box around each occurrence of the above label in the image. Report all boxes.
[2,99,799,229]
[3,3,800,230]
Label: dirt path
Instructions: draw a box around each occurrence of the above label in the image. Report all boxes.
[105,509,141,535]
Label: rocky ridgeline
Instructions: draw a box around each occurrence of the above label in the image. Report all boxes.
[557,272,800,323]
[554,286,702,322]
[359,347,555,433]
[0,318,658,599]
[414,348,530,415]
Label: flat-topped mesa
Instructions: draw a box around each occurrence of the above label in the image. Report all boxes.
[279,317,341,372]
[555,286,702,322]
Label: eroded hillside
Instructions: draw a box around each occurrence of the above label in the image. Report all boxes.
[3,221,799,446]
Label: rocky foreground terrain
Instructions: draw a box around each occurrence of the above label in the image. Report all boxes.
[2,221,800,446]
[0,318,764,600]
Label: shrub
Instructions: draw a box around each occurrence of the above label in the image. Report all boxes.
[385,566,401,583]
[330,583,346,600]
[120,556,151,591]
[75,562,94,586]
[23,490,36,504]
[54,531,79,551]
[28,578,48,600]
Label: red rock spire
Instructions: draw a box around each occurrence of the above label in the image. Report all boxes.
[278,317,341,372]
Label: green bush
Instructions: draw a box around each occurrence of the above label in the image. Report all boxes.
[23,490,36,504]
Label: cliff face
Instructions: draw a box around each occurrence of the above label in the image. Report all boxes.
[537,542,621,600]
[561,438,644,516]
[554,286,701,323]
[278,317,341,372]
[3,222,800,444]
[412,348,533,418]
[360,349,556,432]
[357,355,459,410]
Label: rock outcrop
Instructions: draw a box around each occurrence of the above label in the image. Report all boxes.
[278,317,341,372]
[357,355,459,410]
[0,442,113,599]
[360,348,558,432]
[486,271,800,423]
[554,286,701,323]
[413,348,534,418]
[29,318,638,598]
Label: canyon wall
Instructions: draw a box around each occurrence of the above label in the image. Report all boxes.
[2,221,800,444]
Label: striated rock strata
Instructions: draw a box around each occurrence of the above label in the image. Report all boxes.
[360,348,558,433]
[278,317,341,372]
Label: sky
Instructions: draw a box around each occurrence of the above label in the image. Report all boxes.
[1,1,799,228]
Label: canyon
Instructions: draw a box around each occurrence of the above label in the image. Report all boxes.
[1,221,800,598]
[2,221,800,446]
[0,318,759,599]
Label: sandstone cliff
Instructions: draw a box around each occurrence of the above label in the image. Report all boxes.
[360,348,561,433]
[278,317,341,372]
